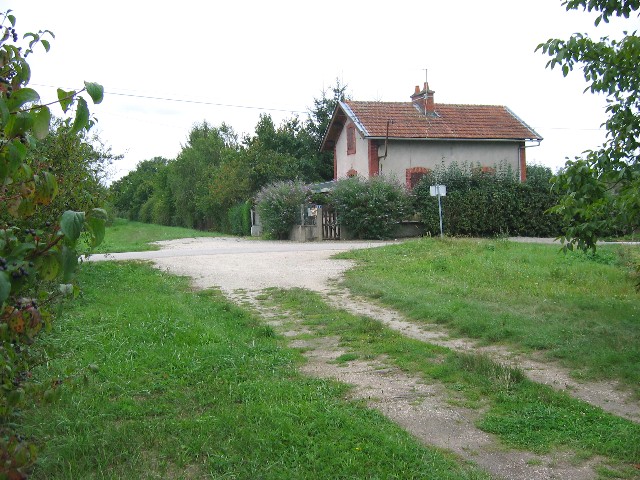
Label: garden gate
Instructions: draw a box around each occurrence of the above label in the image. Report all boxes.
[321,205,340,240]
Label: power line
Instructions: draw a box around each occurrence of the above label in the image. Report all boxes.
[31,83,307,115]
[105,91,307,114]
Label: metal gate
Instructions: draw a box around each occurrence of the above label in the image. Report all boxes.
[321,205,340,240]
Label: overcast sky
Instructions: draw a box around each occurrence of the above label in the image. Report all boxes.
[5,0,632,181]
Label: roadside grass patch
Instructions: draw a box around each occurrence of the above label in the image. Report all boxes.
[264,288,640,466]
[335,238,640,394]
[22,262,489,479]
[95,218,223,253]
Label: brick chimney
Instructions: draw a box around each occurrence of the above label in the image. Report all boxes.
[411,82,436,116]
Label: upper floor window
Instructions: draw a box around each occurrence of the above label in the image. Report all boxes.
[347,125,356,155]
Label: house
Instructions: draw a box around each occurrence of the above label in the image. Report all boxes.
[320,82,542,188]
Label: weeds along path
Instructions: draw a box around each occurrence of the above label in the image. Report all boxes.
[229,289,602,480]
[325,289,640,425]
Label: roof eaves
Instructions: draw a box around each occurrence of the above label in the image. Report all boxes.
[341,100,370,137]
[504,106,543,141]
[366,136,539,142]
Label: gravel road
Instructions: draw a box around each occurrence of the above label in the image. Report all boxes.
[89,237,396,292]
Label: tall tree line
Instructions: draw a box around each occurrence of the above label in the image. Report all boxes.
[110,81,347,231]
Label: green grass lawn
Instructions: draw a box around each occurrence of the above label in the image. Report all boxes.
[336,238,640,395]
[22,262,489,479]
[94,218,224,253]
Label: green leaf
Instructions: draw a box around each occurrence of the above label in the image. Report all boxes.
[89,208,108,221]
[6,87,40,112]
[7,14,16,27]
[60,210,85,243]
[70,97,89,134]
[6,139,27,172]
[4,112,34,138]
[41,39,51,52]
[87,216,105,248]
[61,246,78,282]
[0,97,9,123]
[38,254,60,281]
[0,271,10,304]
[57,88,75,113]
[84,81,104,104]
[32,106,51,140]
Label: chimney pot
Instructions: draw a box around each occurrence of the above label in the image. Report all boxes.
[414,85,420,95]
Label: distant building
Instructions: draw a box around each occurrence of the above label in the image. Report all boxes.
[320,82,542,188]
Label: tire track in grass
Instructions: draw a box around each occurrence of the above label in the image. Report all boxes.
[229,289,603,480]
[325,289,640,425]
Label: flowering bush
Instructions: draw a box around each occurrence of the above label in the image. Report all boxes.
[330,176,410,239]
[255,181,309,239]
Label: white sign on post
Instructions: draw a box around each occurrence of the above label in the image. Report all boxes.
[429,185,446,197]
[429,184,446,238]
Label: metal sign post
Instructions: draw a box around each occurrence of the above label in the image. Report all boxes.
[429,184,446,238]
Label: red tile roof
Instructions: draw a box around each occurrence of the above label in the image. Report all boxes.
[343,100,542,141]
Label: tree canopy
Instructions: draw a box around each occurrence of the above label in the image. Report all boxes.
[537,0,640,249]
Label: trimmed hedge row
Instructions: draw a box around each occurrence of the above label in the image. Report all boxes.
[413,164,564,237]
[228,201,252,236]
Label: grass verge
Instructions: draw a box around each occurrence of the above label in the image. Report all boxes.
[94,218,223,253]
[22,261,489,479]
[264,287,640,470]
[335,238,640,395]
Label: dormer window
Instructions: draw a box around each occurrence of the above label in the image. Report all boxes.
[347,125,356,155]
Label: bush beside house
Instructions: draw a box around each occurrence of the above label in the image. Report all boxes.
[330,176,411,240]
[255,181,309,239]
[413,164,564,237]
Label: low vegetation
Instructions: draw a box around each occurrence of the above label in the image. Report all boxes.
[22,262,489,479]
[337,238,640,395]
[264,287,640,468]
[94,218,223,253]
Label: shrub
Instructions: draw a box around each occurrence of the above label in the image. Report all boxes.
[330,176,411,239]
[228,201,252,236]
[413,163,564,237]
[255,181,309,239]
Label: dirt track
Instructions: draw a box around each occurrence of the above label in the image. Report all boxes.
[90,236,640,479]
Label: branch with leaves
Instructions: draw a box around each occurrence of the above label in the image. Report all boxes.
[0,10,107,478]
[537,0,640,251]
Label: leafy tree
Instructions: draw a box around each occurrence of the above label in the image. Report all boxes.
[23,119,118,226]
[110,157,168,221]
[169,121,233,229]
[305,79,348,180]
[537,0,640,250]
[0,10,106,476]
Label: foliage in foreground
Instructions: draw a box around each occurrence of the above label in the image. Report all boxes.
[22,262,489,480]
[538,0,640,250]
[413,163,563,237]
[0,11,106,477]
[337,238,640,394]
[331,175,411,239]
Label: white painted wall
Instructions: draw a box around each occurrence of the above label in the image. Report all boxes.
[377,140,522,181]
[334,121,370,178]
